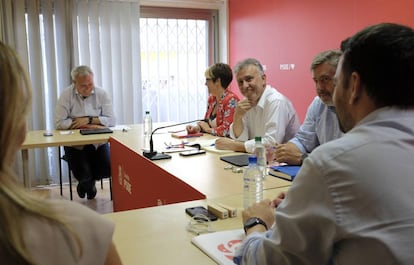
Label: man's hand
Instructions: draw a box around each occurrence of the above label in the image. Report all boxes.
[271,192,286,208]
[70,117,89,129]
[234,98,252,118]
[215,138,246,152]
[232,98,252,138]
[275,142,303,165]
[242,199,275,235]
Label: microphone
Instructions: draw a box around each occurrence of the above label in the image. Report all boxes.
[143,119,203,160]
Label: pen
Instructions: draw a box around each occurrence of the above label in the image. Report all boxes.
[164,141,189,149]
[168,129,185,133]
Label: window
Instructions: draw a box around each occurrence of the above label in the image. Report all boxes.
[140,7,218,122]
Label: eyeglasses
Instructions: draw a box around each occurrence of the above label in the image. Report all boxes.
[313,75,333,85]
[164,141,188,149]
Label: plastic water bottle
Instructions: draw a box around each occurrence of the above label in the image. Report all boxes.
[243,155,263,209]
[254,136,267,178]
[143,111,152,150]
[143,111,152,136]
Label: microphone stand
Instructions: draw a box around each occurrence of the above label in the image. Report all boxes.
[142,119,203,161]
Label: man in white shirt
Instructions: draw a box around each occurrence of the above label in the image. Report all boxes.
[215,58,300,153]
[235,23,414,265]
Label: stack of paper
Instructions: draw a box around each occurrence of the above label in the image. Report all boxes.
[193,138,235,154]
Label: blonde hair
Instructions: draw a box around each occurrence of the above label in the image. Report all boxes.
[0,42,82,264]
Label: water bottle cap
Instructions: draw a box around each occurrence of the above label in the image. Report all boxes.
[255,136,262,142]
[248,155,257,164]
[145,111,150,114]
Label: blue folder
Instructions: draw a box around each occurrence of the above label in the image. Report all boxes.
[269,165,301,180]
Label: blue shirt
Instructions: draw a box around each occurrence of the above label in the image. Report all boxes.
[289,96,343,154]
[54,84,115,129]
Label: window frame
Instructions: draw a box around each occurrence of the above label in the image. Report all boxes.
[140,6,219,64]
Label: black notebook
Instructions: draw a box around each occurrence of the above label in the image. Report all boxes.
[220,154,249,167]
[80,127,113,135]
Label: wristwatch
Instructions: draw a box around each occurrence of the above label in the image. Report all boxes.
[301,152,308,164]
[243,217,268,233]
[88,116,93,124]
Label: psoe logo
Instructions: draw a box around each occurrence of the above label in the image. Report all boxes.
[279,63,295,70]
[217,239,242,261]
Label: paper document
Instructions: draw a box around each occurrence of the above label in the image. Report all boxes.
[191,229,244,265]
[201,145,235,154]
[109,125,131,131]
[193,138,235,154]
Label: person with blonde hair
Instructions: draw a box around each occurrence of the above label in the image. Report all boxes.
[0,41,122,264]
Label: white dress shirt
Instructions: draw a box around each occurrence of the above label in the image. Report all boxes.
[229,85,300,153]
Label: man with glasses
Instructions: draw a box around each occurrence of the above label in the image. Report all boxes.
[275,50,343,165]
[215,58,300,153]
[55,65,115,200]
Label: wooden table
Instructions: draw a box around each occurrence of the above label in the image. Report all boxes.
[20,124,291,211]
[22,125,293,264]
[20,126,135,188]
[109,130,291,211]
[104,187,290,265]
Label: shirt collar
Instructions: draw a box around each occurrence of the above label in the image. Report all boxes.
[256,85,270,109]
[73,84,95,98]
[327,105,336,113]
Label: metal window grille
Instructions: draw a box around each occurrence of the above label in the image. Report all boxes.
[140,8,217,123]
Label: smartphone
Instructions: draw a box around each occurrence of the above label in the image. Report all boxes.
[185,206,217,221]
[179,149,206,157]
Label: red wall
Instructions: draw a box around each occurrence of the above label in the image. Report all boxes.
[228,0,414,121]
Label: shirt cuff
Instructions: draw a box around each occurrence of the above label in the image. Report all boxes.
[289,138,307,154]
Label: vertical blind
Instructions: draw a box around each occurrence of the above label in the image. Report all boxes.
[2,0,141,185]
[1,0,217,186]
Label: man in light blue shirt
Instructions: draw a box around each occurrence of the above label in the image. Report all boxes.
[275,50,343,165]
[55,65,115,199]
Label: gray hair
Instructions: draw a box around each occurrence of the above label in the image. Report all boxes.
[234,58,265,75]
[71,65,94,80]
[310,50,342,71]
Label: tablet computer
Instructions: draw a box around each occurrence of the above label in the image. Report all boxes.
[80,127,113,135]
[219,154,249,167]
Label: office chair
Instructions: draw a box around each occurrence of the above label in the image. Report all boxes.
[58,148,112,201]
